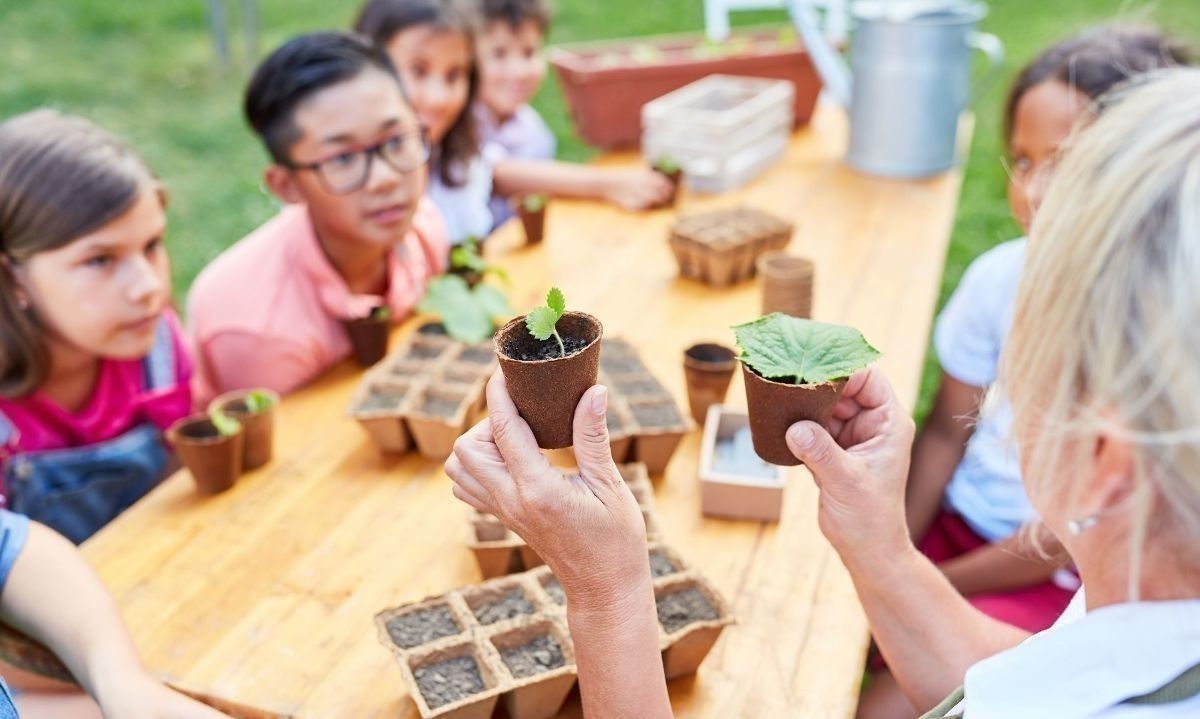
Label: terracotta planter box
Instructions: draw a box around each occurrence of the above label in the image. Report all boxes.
[741,362,846,466]
[406,385,476,461]
[669,207,793,287]
[655,575,735,680]
[348,379,416,453]
[487,618,577,719]
[699,405,787,522]
[168,414,244,495]
[208,389,279,471]
[495,311,603,450]
[549,27,822,148]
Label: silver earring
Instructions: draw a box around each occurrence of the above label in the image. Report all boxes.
[1067,515,1100,536]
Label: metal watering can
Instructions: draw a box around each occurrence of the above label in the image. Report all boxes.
[793,0,1004,178]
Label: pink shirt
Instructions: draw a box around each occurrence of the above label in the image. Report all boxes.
[0,310,193,456]
[187,199,449,405]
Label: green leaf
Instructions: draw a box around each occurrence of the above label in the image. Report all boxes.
[209,408,240,437]
[418,275,494,344]
[473,283,513,321]
[525,306,561,341]
[522,194,547,212]
[243,390,274,413]
[732,313,881,384]
[653,155,680,174]
[546,287,566,316]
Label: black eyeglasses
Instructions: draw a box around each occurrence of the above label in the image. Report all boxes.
[284,128,430,195]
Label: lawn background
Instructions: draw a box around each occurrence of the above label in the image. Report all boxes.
[2,0,1198,418]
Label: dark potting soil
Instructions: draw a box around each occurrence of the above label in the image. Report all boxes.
[542,577,566,605]
[458,345,496,365]
[414,655,486,709]
[504,334,591,362]
[500,634,566,679]
[418,322,449,336]
[473,588,536,625]
[385,605,462,649]
[614,376,667,398]
[420,393,465,418]
[657,586,719,634]
[600,354,646,375]
[179,421,219,439]
[407,343,446,361]
[631,401,684,429]
[649,550,679,578]
[223,399,250,414]
[359,386,408,412]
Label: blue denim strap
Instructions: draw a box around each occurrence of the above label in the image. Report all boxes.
[141,315,176,391]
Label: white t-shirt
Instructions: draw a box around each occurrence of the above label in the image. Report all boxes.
[933,238,1032,542]
[428,152,495,246]
[950,591,1200,717]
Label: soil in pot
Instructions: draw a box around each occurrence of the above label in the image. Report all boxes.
[358,384,409,413]
[541,577,566,606]
[657,586,719,634]
[405,341,447,362]
[386,606,463,650]
[496,311,603,449]
[414,655,487,709]
[170,416,243,495]
[499,635,566,679]
[418,391,466,418]
[742,364,846,466]
[612,375,666,398]
[343,311,391,367]
[649,550,680,578]
[418,321,450,336]
[472,588,536,625]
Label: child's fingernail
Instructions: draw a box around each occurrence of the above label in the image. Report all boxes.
[591,386,608,415]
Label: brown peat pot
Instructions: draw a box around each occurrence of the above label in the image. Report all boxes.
[495,312,603,449]
[741,362,847,466]
[342,312,390,366]
[208,389,279,470]
[655,167,683,208]
[682,343,737,425]
[519,203,547,244]
[168,414,244,494]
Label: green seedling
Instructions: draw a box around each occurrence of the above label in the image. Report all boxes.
[654,155,682,175]
[526,287,568,357]
[209,408,240,437]
[450,236,510,284]
[242,389,275,414]
[732,313,881,384]
[417,274,513,344]
[522,193,547,213]
[369,305,392,321]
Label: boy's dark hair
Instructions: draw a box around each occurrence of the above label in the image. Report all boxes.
[354,0,480,188]
[244,31,401,164]
[477,0,552,33]
[1004,25,1195,146]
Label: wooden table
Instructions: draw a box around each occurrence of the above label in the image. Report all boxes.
[80,101,967,718]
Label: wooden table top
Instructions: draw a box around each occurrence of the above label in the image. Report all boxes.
[80,100,968,718]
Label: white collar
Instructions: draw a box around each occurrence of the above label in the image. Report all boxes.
[962,599,1200,718]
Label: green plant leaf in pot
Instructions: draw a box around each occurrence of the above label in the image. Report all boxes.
[525,287,567,357]
[732,313,881,384]
[522,194,547,212]
[209,408,240,437]
[654,155,681,175]
[418,275,494,344]
[473,283,513,322]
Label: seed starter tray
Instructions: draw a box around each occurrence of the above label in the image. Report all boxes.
[669,207,793,287]
[347,333,498,460]
[600,338,691,473]
[375,542,731,718]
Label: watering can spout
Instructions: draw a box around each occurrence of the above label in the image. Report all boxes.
[790,0,854,108]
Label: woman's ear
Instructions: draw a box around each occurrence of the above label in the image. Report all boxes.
[1082,414,1138,518]
[264,165,303,205]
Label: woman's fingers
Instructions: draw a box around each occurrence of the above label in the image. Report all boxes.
[445,454,493,506]
[452,483,491,514]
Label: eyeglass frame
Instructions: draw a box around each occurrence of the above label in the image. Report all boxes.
[281,127,431,195]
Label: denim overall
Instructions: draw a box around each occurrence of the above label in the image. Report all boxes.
[0,318,176,544]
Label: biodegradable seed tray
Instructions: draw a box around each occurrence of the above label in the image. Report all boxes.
[375,543,731,719]
[347,333,498,460]
[669,207,793,287]
[599,339,691,474]
[469,463,662,579]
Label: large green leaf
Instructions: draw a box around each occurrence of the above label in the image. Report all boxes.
[472,283,513,321]
[732,313,881,384]
[418,275,494,344]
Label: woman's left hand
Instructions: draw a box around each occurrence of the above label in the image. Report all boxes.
[445,371,649,607]
[95,674,231,718]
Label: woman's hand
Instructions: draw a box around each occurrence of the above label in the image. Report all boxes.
[445,371,649,607]
[95,674,230,719]
[600,168,674,211]
[785,367,917,564]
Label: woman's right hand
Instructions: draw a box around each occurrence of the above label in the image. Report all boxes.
[785,367,917,563]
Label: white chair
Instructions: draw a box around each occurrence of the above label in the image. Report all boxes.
[703,0,848,43]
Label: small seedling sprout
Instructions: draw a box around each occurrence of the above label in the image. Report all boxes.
[209,407,240,437]
[526,287,568,357]
[243,389,274,414]
[522,194,547,212]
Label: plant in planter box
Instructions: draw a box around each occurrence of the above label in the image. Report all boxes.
[652,155,683,207]
[449,236,509,289]
[418,274,513,345]
[343,304,392,367]
[518,194,548,245]
[495,288,603,449]
[168,407,245,494]
[733,313,880,465]
[207,388,280,470]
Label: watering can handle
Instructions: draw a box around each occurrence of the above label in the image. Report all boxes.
[788,0,854,108]
[967,31,1005,107]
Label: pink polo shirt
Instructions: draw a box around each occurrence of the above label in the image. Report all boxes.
[187,199,448,405]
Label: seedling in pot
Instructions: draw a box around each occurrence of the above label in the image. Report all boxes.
[495,287,603,448]
[209,407,239,437]
[733,313,880,465]
[343,304,392,366]
[169,411,244,495]
[449,236,509,288]
[518,194,549,245]
[209,388,279,470]
[651,155,683,207]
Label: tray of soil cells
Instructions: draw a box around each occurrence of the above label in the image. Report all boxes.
[669,207,793,287]
[598,337,647,376]
[462,577,543,627]
[699,405,788,522]
[654,574,735,680]
[347,378,417,453]
[485,618,577,719]
[401,641,503,719]
[648,542,688,579]
[376,596,473,657]
[627,398,690,475]
[604,391,636,463]
[406,385,478,461]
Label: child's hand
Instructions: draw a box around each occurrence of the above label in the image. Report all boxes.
[97,674,231,719]
[784,367,917,564]
[445,372,650,609]
[601,168,675,211]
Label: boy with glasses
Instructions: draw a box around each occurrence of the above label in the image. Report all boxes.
[188,31,448,403]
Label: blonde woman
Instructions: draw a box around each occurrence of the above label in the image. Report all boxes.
[447,68,1200,718]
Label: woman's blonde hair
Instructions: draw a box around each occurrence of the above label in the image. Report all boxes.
[0,110,158,397]
[1004,68,1200,595]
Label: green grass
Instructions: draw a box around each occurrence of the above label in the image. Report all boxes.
[2,0,1198,415]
